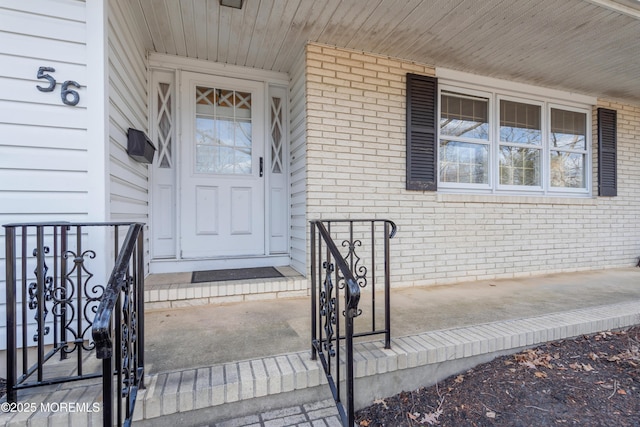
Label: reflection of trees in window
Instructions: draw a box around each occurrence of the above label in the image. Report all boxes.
[551,152,584,188]
[499,147,540,186]
[439,141,488,184]
[194,86,252,174]
[499,100,541,186]
[550,108,586,188]
[440,94,489,139]
[439,93,489,184]
[438,89,589,192]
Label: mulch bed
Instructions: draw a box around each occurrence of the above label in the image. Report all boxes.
[356,326,640,426]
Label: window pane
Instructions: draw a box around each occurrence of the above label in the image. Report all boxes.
[439,141,488,184]
[551,151,585,188]
[196,116,215,145]
[440,94,489,140]
[551,108,586,150]
[194,86,253,174]
[157,82,173,168]
[499,146,541,186]
[500,100,541,145]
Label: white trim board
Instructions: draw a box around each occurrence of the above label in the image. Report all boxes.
[436,68,598,106]
[148,53,289,85]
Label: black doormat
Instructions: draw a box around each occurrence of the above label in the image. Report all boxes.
[191,267,283,283]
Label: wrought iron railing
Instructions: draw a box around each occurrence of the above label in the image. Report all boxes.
[93,223,145,427]
[310,219,396,426]
[3,221,144,426]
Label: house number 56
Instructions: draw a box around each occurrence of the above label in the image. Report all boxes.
[36,66,81,106]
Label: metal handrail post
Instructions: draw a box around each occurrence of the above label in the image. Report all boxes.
[310,222,317,360]
[384,221,391,349]
[35,226,45,382]
[137,228,145,388]
[5,226,17,403]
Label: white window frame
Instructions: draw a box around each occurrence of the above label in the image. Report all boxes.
[496,95,545,193]
[437,82,592,197]
[547,102,591,195]
[438,87,493,192]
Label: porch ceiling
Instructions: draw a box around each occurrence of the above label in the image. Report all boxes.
[132,0,640,103]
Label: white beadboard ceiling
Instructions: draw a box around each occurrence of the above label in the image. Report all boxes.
[131,0,640,103]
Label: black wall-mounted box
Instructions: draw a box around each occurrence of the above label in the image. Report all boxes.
[127,128,156,164]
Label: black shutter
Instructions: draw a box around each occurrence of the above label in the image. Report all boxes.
[598,108,617,197]
[406,73,438,191]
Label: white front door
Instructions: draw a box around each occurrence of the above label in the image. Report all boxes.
[180,72,265,258]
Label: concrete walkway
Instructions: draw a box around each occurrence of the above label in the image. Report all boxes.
[2,268,640,427]
[138,267,640,427]
[144,267,640,373]
[206,400,341,427]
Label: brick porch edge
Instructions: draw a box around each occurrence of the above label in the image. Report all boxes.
[134,300,640,425]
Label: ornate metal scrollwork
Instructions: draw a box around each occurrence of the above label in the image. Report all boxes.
[341,238,368,288]
[320,261,337,356]
[28,247,53,341]
[121,275,136,396]
[55,248,104,352]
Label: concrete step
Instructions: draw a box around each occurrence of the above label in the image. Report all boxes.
[144,266,308,310]
[132,300,640,427]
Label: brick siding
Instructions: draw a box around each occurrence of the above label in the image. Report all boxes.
[305,43,640,287]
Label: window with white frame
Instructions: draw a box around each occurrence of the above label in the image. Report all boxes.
[438,86,590,195]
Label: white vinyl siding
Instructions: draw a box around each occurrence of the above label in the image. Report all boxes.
[0,1,90,224]
[107,0,150,270]
[108,0,149,223]
[289,51,307,274]
[0,0,90,354]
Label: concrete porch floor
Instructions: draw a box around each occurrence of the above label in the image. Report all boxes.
[145,267,640,374]
[130,266,640,426]
[2,267,640,427]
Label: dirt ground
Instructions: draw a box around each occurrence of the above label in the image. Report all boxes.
[356,326,640,426]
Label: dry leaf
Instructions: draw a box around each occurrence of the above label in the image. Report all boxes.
[534,371,548,378]
[420,409,443,425]
[373,398,388,409]
[360,420,371,426]
[589,352,599,361]
[617,389,627,395]
[582,363,594,372]
[486,411,497,418]
[407,412,419,421]
[454,375,464,384]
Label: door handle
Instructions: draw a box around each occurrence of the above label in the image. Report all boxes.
[259,157,264,177]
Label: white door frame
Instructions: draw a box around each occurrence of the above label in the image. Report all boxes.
[148,56,291,273]
[178,72,266,259]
